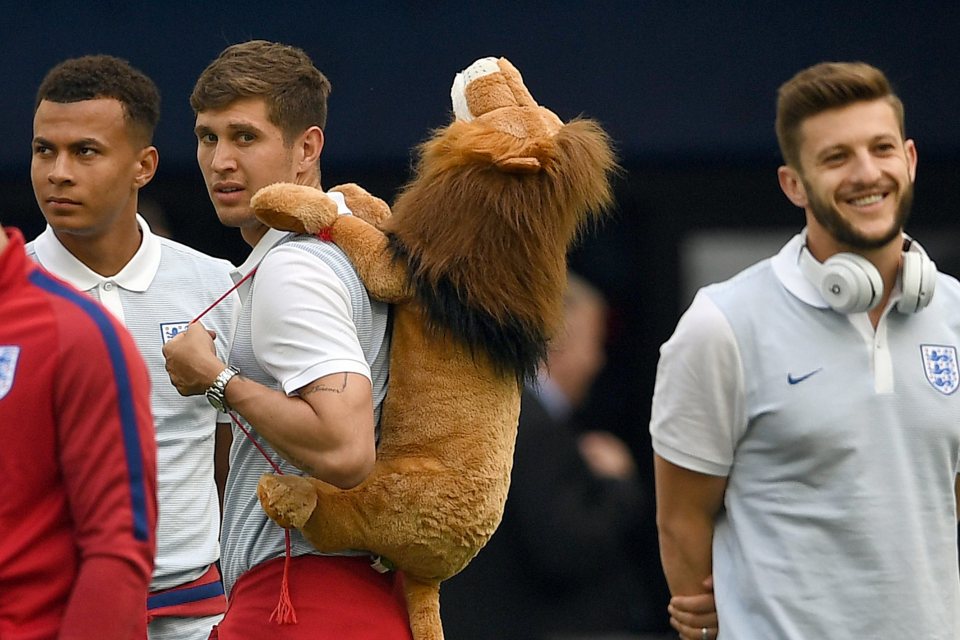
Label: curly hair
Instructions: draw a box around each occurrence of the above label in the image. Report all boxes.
[35,54,160,146]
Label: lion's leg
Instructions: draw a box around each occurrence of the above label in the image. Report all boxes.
[331,183,392,228]
[258,473,371,552]
[257,474,318,529]
[251,184,339,235]
[329,215,410,303]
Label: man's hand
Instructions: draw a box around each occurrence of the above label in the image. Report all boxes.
[668,575,719,640]
[162,321,224,396]
[577,430,637,480]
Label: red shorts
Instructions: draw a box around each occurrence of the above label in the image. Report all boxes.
[209,555,412,639]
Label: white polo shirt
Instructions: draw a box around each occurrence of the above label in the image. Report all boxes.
[218,191,390,594]
[651,232,960,639]
[27,216,237,592]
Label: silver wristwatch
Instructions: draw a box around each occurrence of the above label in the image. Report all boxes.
[205,365,239,413]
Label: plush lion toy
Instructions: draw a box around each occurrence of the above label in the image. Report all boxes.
[251,57,616,640]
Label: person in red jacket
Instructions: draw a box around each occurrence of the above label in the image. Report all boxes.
[0,223,157,639]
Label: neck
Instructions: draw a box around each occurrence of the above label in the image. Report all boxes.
[296,171,322,190]
[241,221,269,248]
[0,226,7,254]
[56,217,143,277]
[867,239,906,327]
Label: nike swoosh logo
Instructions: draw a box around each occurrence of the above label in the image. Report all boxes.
[787,368,822,385]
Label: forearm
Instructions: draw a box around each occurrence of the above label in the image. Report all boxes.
[224,373,375,488]
[654,454,727,596]
[658,510,716,596]
[59,556,149,640]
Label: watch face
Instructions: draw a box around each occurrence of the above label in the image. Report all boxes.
[206,391,226,413]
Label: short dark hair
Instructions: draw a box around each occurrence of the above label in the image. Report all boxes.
[35,54,161,145]
[775,61,905,169]
[190,40,331,143]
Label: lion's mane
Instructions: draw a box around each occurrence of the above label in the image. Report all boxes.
[383,118,617,383]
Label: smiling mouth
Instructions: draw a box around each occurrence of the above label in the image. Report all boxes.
[847,193,886,207]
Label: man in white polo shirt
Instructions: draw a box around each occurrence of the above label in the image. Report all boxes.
[651,61,960,640]
[161,40,407,638]
[27,54,235,639]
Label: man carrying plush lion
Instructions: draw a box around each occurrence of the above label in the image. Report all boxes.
[163,39,409,638]
[166,39,616,640]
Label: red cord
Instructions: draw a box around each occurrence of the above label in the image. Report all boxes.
[196,266,297,624]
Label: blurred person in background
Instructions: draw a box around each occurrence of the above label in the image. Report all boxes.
[443,271,655,639]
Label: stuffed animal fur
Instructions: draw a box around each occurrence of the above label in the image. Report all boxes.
[252,57,616,640]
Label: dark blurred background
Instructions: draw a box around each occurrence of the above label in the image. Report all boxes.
[4,1,959,632]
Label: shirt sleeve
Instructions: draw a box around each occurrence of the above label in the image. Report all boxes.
[250,243,371,395]
[55,308,157,639]
[649,290,746,476]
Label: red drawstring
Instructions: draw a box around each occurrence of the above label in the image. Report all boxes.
[194,264,297,624]
[191,266,258,325]
[229,412,298,624]
[269,528,298,624]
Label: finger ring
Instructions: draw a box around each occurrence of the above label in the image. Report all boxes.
[701,628,709,640]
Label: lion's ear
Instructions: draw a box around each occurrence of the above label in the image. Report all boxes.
[251,183,340,234]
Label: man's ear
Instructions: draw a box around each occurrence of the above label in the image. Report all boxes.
[134,146,159,189]
[777,165,808,208]
[904,138,918,182]
[297,126,324,173]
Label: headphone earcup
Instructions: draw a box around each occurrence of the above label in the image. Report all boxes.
[818,253,883,314]
[897,246,937,313]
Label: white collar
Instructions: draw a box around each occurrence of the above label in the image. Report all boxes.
[232,227,291,285]
[31,214,162,292]
[771,232,828,309]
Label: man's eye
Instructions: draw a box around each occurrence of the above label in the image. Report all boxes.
[237,133,255,144]
[199,133,217,144]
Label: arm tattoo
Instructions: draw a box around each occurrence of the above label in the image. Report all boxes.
[300,373,348,397]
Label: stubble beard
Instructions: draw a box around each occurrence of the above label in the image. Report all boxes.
[805,179,914,251]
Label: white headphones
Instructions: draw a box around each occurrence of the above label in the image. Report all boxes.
[798,232,936,314]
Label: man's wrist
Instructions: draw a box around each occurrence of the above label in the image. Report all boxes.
[205,365,239,413]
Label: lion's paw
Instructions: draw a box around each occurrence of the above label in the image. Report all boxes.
[257,473,318,529]
[251,183,339,235]
[331,183,392,228]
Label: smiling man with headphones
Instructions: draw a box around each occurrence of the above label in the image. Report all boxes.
[650,62,960,640]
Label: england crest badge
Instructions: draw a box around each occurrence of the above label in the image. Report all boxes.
[0,346,21,400]
[160,322,190,344]
[921,344,958,395]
